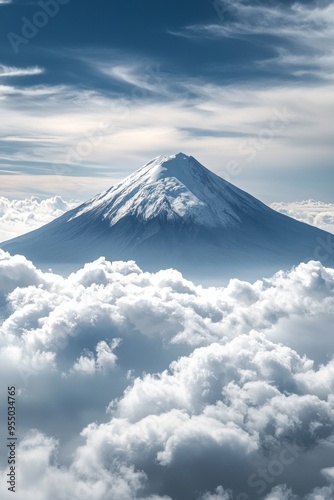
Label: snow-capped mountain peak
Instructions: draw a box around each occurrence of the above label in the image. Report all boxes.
[71,153,245,228]
[140,152,204,182]
[2,152,333,281]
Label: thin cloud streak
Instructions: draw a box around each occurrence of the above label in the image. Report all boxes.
[171,0,334,82]
[0,74,333,196]
[0,65,45,78]
[176,0,334,41]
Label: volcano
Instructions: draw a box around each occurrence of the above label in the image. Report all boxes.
[1,153,332,281]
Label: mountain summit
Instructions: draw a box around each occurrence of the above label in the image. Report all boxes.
[1,153,333,281]
[70,153,256,230]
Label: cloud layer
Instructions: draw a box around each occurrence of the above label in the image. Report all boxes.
[271,200,334,235]
[0,251,334,498]
[0,196,80,242]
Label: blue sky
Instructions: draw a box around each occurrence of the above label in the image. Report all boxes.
[0,0,333,203]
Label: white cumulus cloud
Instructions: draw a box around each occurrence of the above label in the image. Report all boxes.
[0,196,80,243]
[271,200,334,234]
[0,251,333,498]
[71,339,121,375]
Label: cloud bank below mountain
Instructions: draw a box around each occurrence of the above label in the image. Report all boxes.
[0,251,334,499]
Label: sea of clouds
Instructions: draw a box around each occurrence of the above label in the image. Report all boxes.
[271,200,334,235]
[0,196,80,243]
[0,250,334,499]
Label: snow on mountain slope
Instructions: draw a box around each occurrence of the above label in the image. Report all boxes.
[69,153,257,228]
[1,153,333,281]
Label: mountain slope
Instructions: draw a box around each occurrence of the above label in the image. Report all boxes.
[1,153,333,280]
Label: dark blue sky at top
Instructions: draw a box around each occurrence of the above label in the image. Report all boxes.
[0,0,297,93]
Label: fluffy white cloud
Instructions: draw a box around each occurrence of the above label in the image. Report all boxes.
[271,200,334,234]
[0,196,80,242]
[0,430,169,500]
[71,339,121,375]
[0,251,334,499]
[200,487,232,500]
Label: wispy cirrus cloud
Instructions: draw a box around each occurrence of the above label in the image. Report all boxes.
[0,47,333,201]
[0,65,44,78]
[171,0,334,81]
[0,71,333,200]
[175,0,334,42]
[99,62,168,94]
